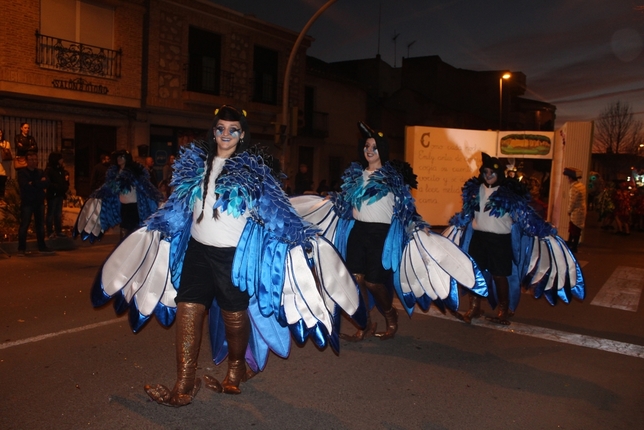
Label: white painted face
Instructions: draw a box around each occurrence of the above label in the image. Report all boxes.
[482,167,498,186]
[363,137,381,167]
[214,120,244,158]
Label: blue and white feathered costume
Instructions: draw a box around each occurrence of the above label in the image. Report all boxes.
[90,143,362,374]
[74,164,162,242]
[442,176,585,310]
[291,161,488,317]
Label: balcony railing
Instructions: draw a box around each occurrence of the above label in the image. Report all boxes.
[36,31,122,79]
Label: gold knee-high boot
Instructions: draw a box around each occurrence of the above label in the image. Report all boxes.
[144,302,205,406]
[365,281,398,340]
[339,274,377,342]
[487,276,511,325]
[203,310,253,395]
[462,293,483,324]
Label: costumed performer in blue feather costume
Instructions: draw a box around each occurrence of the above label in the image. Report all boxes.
[444,153,585,325]
[73,149,163,241]
[92,106,362,407]
[292,122,488,342]
[338,123,402,340]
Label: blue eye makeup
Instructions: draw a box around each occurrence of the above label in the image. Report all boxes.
[215,126,241,137]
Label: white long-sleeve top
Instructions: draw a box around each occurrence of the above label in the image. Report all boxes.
[472,184,513,234]
[190,156,248,247]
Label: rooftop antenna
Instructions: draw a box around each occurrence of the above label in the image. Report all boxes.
[407,40,416,58]
[392,30,400,67]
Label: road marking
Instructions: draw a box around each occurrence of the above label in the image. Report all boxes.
[591,266,644,312]
[0,318,123,350]
[409,305,644,359]
[4,301,643,360]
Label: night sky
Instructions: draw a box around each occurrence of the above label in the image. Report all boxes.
[211,0,644,127]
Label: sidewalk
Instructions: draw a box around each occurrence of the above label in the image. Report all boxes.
[0,207,120,257]
[575,209,643,254]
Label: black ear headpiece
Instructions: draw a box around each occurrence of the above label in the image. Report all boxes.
[479,152,505,179]
[357,121,389,168]
[112,149,133,165]
[112,149,144,176]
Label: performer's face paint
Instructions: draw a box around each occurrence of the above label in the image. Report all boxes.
[363,138,381,169]
[483,167,497,185]
[214,120,244,158]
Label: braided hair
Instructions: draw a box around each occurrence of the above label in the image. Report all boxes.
[197,105,250,222]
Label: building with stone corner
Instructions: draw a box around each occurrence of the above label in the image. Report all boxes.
[0,0,310,197]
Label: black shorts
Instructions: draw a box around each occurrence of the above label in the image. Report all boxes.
[176,238,249,311]
[346,220,391,284]
[468,230,512,277]
[120,203,140,231]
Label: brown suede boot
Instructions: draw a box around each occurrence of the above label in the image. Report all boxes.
[463,294,483,324]
[487,276,511,325]
[203,310,252,395]
[366,281,398,340]
[144,302,205,406]
[340,274,377,342]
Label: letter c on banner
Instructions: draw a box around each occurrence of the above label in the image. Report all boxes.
[420,132,430,148]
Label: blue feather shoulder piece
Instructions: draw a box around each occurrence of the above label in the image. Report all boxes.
[361,163,397,207]
[145,143,206,236]
[461,177,480,215]
[216,151,319,244]
[488,182,556,238]
[170,143,207,205]
[338,162,366,212]
[372,162,421,227]
[448,178,479,228]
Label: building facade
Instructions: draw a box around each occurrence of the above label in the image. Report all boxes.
[1,1,558,200]
[1,0,309,197]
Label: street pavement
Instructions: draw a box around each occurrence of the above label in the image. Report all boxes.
[0,215,643,430]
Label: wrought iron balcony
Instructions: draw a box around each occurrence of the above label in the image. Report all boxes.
[36,31,121,79]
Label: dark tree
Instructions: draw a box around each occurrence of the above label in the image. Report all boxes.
[594,101,643,154]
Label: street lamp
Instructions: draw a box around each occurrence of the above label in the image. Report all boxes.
[499,72,511,130]
[280,0,338,146]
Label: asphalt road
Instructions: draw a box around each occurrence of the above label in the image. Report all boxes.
[1,218,643,430]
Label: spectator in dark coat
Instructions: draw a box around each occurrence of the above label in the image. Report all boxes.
[90,153,111,191]
[145,156,159,188]
[17,152,53,255]
[45,152,70,238]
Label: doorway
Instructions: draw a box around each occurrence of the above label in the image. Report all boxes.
[74,124,117,198]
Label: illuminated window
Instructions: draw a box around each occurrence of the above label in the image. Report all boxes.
[40,0,114,49]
